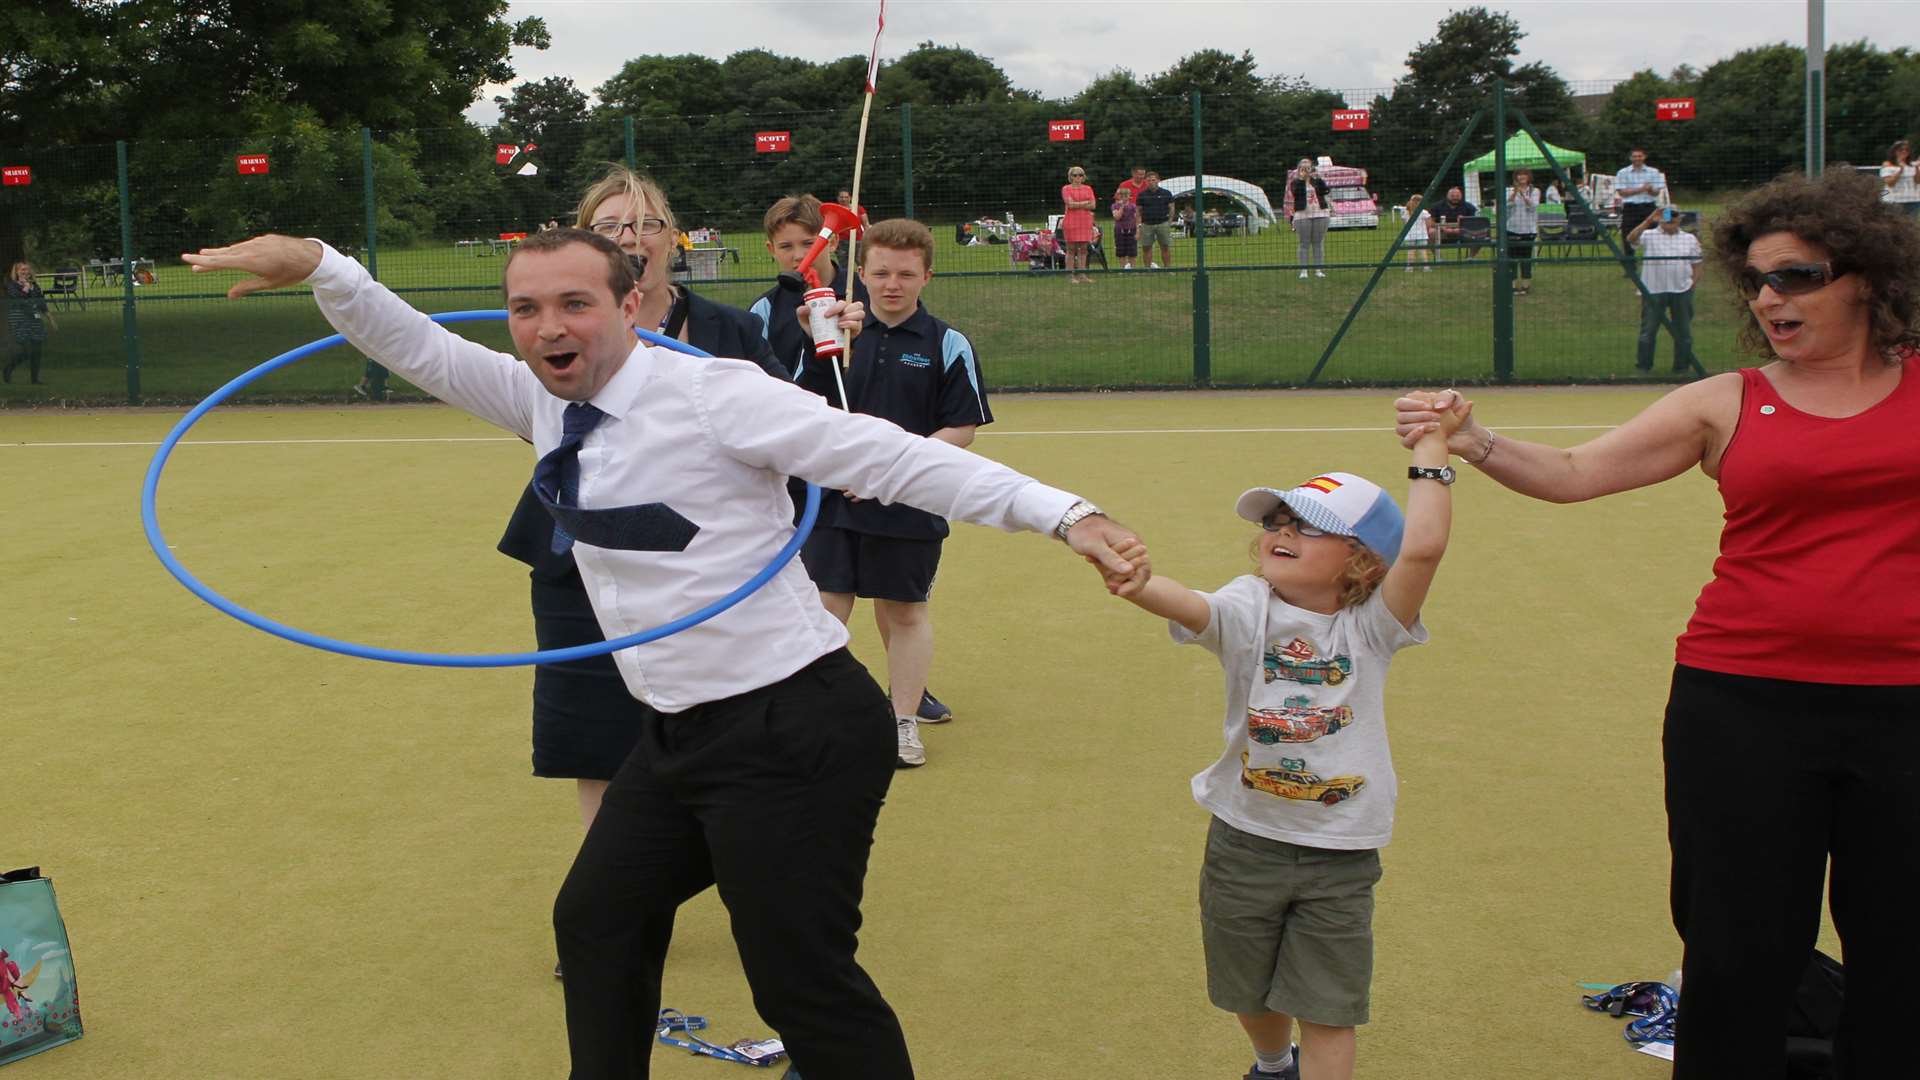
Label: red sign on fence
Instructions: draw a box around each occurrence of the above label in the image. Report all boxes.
[496,144,519,164]
[236,154,270,175]
[1332,109,1371,131]
[1047,119,1086,142]
[1656,98,1696,121]
[756,131,792,153]
[1,166,30,186]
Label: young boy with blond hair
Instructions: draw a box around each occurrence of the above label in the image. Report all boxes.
[1094,417,1460,1080]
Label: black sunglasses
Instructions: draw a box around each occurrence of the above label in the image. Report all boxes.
[1736,262,1844,300]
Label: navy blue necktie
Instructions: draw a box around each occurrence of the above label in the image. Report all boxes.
[532,402,699,555]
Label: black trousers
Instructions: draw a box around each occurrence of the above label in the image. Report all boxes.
[553,648,911,1080]
[1621,202,1657,235]
[1663,665,1920,1078]
[1507,233,1535,279]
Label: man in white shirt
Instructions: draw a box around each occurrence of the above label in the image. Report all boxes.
[1614,148,1667,235]
[1627,207,1703,374]
[183,229,1148,1080]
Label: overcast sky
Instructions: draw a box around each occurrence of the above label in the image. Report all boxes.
[468,1,1914,123]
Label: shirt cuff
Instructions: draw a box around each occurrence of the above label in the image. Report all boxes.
[1010,481,1084,537]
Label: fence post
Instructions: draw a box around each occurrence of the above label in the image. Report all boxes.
[901,102,915,219]
[624,116,636,171]
[361,127,388,397]
[1190,92,1211,385]
[116,141,141,405]
[1491,81,1514,382]
[361,128,378,277]
[1806,0,1826,173]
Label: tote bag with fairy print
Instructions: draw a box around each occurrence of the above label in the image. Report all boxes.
[1,868,82,1066]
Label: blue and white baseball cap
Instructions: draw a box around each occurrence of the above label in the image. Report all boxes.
[1235,472,1405,566]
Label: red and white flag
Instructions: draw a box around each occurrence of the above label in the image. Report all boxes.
[864,0,887,93]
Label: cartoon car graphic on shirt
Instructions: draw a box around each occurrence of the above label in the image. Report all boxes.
[1247,695,1354,743]
[1262,637,1352,685]
[1240,752,1365,806]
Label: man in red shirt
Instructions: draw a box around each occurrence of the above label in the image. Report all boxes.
[1113,165,1148,207]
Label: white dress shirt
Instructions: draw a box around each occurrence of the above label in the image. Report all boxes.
[305,244,1081,711]
[1614,164,1666,204]
[1636,229,1702,295]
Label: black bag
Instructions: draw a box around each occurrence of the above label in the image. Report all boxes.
[1786,949,1843,1080]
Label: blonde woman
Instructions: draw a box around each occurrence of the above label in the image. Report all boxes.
[1060,166,1098,283]
[4,261,55,384]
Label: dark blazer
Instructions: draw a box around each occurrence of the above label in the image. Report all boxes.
[1288,176,1332,217]
[498,286,787,578]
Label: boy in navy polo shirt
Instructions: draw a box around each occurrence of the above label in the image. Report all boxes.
[795,218,991,767]
[750,194,872,376]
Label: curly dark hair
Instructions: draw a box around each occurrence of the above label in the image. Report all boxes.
[1709,167,1920,359]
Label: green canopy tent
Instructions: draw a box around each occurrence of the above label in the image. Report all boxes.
[1461,132,1586,209]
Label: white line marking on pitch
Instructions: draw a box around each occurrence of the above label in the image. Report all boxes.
[2,424,1617,449]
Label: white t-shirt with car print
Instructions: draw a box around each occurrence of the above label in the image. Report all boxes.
[1172,575,1427,850]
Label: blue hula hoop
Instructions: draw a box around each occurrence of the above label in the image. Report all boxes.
[140,310,821,668]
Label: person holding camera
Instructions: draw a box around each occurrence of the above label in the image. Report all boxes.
[1627,205,1702,374]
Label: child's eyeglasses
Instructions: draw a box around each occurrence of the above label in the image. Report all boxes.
[1260,511,1328,537]
[590,217,668,239]
[1735,262,1844,299]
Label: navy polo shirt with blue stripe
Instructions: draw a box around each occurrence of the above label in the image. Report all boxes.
[795,302,993,540]
[750,264,872,376]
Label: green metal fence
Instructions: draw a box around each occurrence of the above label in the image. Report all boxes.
[0,80,1908,406]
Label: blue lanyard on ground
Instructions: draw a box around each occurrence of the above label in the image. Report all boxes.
[1579,980,1677,1045]
[656,1009,788,1066]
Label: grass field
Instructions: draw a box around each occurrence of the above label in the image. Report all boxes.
[2,218,1742,408]
[2,388,1837,1078]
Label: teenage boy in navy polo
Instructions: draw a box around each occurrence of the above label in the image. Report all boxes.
[795,218,989,767]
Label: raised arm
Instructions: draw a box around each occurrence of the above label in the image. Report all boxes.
[1380,426,1454,629]
[184,236,538,439]
[1394,380,1738,503]
[1115,573,1211,634]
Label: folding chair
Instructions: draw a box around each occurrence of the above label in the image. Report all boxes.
[1458,216,1493,258]
[45,269,82,311]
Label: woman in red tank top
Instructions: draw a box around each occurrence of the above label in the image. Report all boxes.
[1395,169,1920,1078]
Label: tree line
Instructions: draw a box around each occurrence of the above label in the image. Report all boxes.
[2,5,1915,267]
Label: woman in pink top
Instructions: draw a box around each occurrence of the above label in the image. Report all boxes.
[1395,169,1920,1078]
[1060,165,1097,284]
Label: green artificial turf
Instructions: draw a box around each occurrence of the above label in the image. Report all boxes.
[1,390,1836,1078]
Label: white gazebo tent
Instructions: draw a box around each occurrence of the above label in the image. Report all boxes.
[1158,175,1278,234]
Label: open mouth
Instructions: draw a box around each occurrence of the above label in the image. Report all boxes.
[1269,544,1298,559]
[1767,320,1803,337]
[544,351,580,372]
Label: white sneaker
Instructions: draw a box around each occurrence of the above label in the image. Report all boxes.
[896,717,926,768]
[1422,266,1432,272]
[1315,270,1326,278]
[1298,270,1309,280]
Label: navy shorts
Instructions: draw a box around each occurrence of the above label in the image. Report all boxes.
[800,525,942,603]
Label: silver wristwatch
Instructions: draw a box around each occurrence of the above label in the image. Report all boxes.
[1053,500,1104,540]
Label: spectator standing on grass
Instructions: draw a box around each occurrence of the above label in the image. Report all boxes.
[1431,186,1476,252]
[1402,194,1433,272]
[832,188,869,268]
[1395,167,1920,1080]
[1112,183,1141,270]
[1115,164,1149,207]
[792,219,992,769]
[1095,444,1456,1080]
[4,261,54,385]
[1061,165,1098,284]
[1286,158,1332,280]
[1628,206,1703,374]
[1135,171,1177,269]
[1614,148,1666,235]
[1881,139,1919,218]
[1505,168,1540,296]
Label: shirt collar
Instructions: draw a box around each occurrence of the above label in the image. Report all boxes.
[863,301,934,338]
[582,336,654,420]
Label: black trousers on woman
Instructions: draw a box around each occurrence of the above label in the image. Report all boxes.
[1663,665,1920,1078]
[1506,233,1535,280]
[553,648,912,1080]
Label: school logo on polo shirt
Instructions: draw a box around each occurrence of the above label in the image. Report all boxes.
[896,351,933,368]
